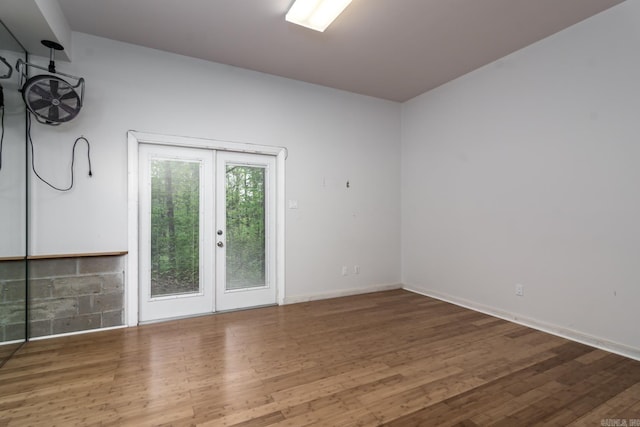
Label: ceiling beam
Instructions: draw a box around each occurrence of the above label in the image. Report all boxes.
[0,0,72,60]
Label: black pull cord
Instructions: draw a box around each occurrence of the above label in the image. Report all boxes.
[27,114,93,191]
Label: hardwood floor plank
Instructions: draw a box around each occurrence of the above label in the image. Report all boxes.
[0,289,638,426]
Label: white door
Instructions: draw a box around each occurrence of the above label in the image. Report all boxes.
[139,145,277,322]
[215,152,277,311]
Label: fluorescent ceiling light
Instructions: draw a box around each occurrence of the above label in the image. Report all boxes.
[286,0,353,32]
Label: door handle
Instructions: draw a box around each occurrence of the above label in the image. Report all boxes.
[217,241,224,248]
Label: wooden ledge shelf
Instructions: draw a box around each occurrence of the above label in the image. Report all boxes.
[0,256,27,262]
[26,251,128,260]
[2,252,128,262]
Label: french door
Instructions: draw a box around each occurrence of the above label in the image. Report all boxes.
[138,144,276,322]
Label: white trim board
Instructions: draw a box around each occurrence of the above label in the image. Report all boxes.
[128,130,288,158]
[403,285,640,362]
[29,325,127,341]
[283,283,402,305]
[126,130,287,327]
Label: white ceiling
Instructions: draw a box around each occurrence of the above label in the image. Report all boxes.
[56,0,624,102]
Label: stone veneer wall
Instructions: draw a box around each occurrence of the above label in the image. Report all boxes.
[28,255,125,338]
[0,260,27,342]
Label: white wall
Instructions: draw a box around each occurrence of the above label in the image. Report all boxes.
[402,1,640,356]
[28,32,402,299]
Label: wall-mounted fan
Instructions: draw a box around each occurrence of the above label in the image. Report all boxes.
[16,40,85,125]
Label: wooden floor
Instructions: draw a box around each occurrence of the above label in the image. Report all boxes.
[1,290,639,426]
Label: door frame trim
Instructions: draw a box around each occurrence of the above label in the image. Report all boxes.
[126,130,287,327]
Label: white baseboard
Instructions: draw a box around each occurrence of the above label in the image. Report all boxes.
[283,283,402,305]
[29,325,128,341]
[403,285,640,362]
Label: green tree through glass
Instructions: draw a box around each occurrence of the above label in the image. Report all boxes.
[225,165,266,290]
[150,159,200,297]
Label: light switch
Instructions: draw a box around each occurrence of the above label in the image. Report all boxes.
[288,200,298,209]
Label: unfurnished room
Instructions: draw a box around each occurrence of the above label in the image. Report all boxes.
[0,0,639,425]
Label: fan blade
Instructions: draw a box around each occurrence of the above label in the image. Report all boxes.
[59,102,78,116]
[60,91,79,101]
[48,106,59,122]
[31,84,53,100]
[49,79,60,97]
[29,98,51,111]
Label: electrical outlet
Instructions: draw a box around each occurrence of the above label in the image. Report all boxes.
[354,265,360,274]
[515,284,524,297]
[341,266,348,276]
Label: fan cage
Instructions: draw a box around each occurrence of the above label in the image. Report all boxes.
[23,75,82,124]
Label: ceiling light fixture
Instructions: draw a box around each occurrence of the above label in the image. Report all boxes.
[286,0,353,32]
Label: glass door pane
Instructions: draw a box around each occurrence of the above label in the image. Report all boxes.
[150,159,201,297]
[225,165,266,290]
